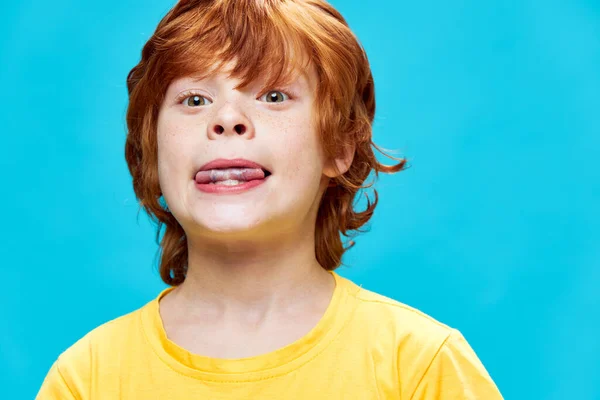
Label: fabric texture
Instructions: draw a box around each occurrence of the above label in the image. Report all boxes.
[36,272,503,399]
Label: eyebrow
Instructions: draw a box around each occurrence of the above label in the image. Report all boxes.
[172,72,309,93]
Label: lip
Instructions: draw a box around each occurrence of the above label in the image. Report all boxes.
[198,158,268,173]
[194,158,271,195]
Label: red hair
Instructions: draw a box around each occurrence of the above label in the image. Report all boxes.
[125,0,407,286]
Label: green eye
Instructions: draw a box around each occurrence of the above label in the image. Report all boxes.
[261,91,289,103]
[186,95,211,107]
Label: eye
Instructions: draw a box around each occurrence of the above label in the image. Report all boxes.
[259,90,289,103]
[182,94,212,107]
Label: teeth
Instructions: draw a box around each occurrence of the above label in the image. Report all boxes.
[213,179,246,186]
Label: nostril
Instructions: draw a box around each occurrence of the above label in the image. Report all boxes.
[214,125,225,134]
[234,124,246,135]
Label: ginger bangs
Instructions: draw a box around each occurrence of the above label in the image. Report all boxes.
[141,0,320,106]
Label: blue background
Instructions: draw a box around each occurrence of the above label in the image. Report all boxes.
[1,0,599,398]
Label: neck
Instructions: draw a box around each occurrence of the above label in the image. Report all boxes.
[173,225,334,320]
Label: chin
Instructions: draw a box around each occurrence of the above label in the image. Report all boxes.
[192,208,268,236]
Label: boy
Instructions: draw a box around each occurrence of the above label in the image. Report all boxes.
[37,0,503,398]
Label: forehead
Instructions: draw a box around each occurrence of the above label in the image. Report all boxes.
[169,57,318,92]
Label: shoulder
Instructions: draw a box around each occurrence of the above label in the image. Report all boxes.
[60,305,145,360]
[340,278,502,398]
[345,279,455,346]
[45,301,151,397]
[340,278,455,391]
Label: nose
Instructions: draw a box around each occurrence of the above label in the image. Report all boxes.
[207,102,255,140]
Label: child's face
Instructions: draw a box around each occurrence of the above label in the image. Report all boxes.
[156,61,331,240]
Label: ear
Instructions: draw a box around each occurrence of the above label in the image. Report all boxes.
[323,142,356,179]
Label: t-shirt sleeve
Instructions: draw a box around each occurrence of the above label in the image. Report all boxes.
[36,359,79,400]
[410,329,503,399]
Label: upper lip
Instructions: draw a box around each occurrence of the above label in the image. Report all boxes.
[195,158,271,177]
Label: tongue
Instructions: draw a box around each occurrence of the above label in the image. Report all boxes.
[195,168,266,184]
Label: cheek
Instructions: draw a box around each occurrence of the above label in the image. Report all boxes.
[269,114,324,183]
[156,114,201,186]
[157,113,190,150]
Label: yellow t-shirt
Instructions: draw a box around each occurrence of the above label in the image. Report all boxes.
[37,271,503,399]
